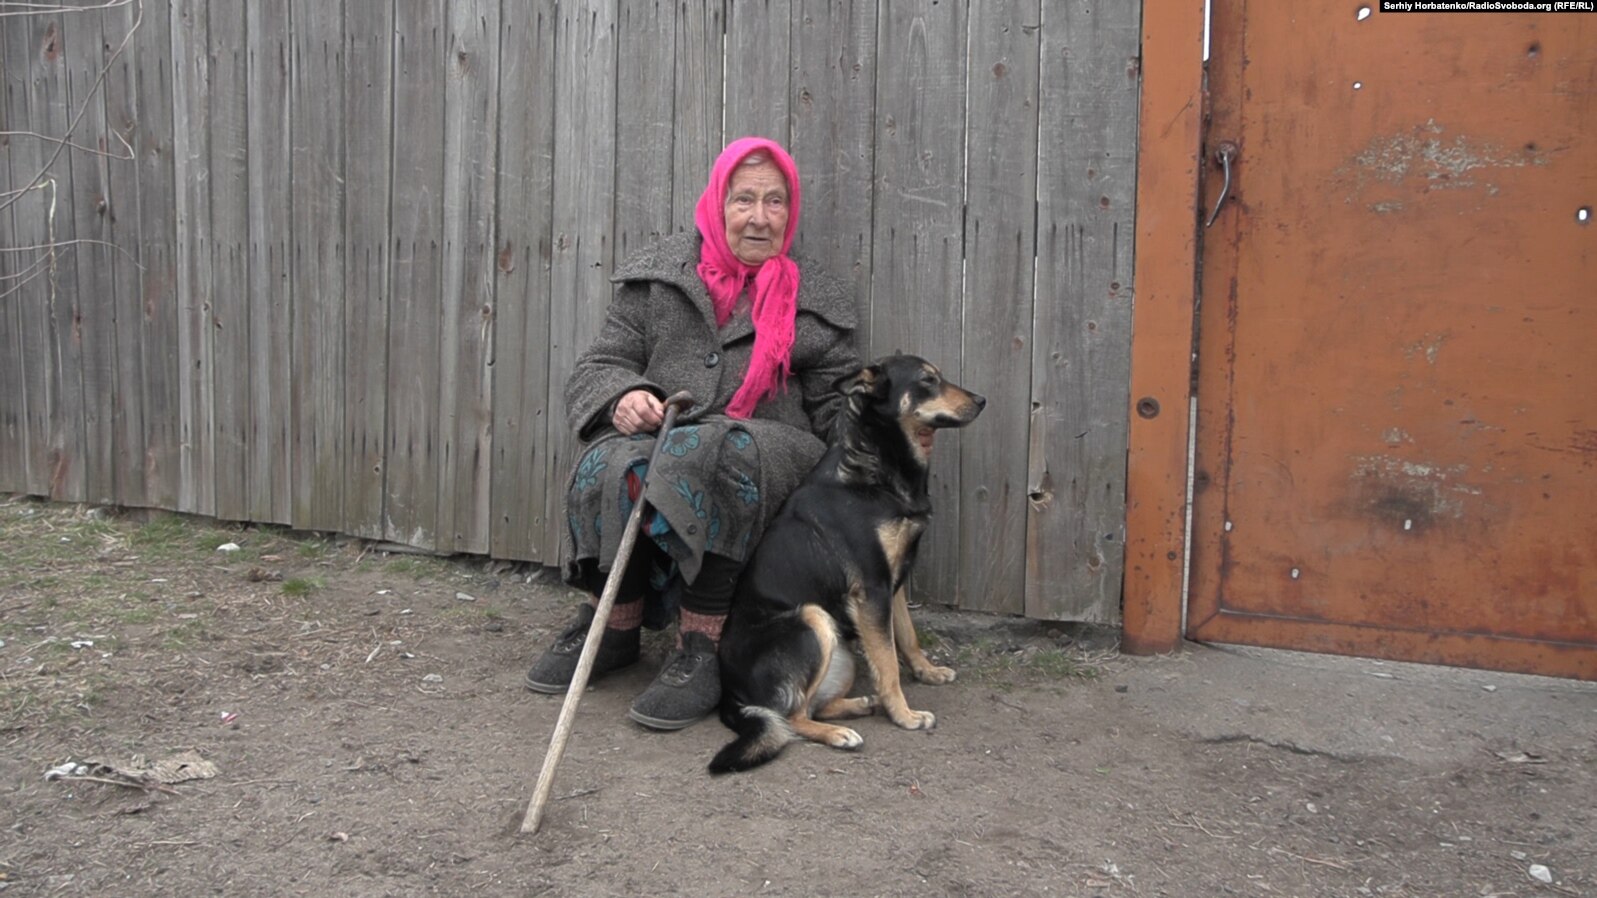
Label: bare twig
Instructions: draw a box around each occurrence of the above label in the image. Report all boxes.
[0,0,143,219]
[990,694,1027,712]
[52,773,181,796]
[0,237,145,268]
[221,778,296,788]
[0,129,134,159]
[1266,846,1352,871]
[0,0,136,17]
[0,250,54,290]
[1166,808,1234,840]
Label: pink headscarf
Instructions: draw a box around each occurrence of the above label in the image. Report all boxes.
[694,137,802,419]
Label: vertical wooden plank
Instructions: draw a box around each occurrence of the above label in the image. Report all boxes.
[489,0,556,562]
[386,1,446,548]
[98,3,148,507]
[724,0,790,145]
[1028,0,1142,622]
[789,0,877,322]
[245,2,291,524]
[959,0,1040,616]
[869,0,968,605]
[4,15,53,498]
[63,13,120,505]
[2,16,30,493]
[671,0,722,230]
[133,0,181,510]
[541,0,617,562]
[435,0,498,554]
[23,13,88,502]
[0,13,25,494]
[209,5,250,521]
[343,0,393,541]
[615,0,676,261]
[290,0,346,532]
[170,0,214,515]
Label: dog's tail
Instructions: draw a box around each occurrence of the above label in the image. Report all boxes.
[708,705,793,775]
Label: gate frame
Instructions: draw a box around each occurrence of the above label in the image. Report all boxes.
[1122,0,1206,654]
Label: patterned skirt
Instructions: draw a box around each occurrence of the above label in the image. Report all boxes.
[562,421,765,598]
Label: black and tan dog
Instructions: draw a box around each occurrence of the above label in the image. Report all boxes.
[709,355,985,774]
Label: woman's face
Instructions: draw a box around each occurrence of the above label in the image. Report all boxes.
[723,159,790,266]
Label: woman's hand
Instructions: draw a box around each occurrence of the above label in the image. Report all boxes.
[612,389,665,435]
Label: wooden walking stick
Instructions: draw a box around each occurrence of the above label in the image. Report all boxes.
[521,391,693,835]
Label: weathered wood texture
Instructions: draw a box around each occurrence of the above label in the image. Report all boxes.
[870,0,970,604]
[33,14,88,506]
[3,13,74,501]
[1027,0,1141,623]
[489,0,556,562]
[0,0,1140,622]
[133,0,181,511]
[170,0,213,517]
[436,0,498,555]
[208,4,248,521]
[541,0,618,563]
[290,0,347,535]
[788,0,876,317]
[245,1,291,525]
[386,1,447,549]
[0,12,23,494]
[341,0,393,540]
[963,0,1040,617]
[100,0,148,508]
[2,13,43,497]
[64,11,117,506]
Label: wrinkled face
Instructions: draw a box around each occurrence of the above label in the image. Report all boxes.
[724,159,791,266]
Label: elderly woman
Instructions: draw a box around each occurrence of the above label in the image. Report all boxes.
[526,137,861,730]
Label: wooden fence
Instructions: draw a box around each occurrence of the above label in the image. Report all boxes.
[0,0,1140,621]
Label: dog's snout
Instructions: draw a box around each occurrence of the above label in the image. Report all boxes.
[972,392,987,410]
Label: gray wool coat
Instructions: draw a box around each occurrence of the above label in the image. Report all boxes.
[561,231,862,583]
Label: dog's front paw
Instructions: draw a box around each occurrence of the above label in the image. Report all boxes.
[914,664,956,685]
[894,709,936,731]
[826,727,864,750]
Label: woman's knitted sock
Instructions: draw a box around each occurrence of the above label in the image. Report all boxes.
[678,608,726,646]
[600,595,645,631]
[579,552,654,633]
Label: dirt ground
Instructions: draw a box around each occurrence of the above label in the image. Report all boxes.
[2,496,1593,897]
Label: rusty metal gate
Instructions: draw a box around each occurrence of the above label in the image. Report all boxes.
[1185,3,1596,678]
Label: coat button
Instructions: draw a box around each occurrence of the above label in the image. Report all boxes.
[704,351,720,369]
[686,524,698,535]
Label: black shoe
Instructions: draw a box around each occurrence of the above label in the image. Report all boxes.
[524,603,641,694]
[628,631,721,731]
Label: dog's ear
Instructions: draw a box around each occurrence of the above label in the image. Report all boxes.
[832,364,887,399]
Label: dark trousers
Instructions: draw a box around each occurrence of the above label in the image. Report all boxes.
[579,543,740,618]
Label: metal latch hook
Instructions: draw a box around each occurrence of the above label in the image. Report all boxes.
[1204,141,1239,228]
